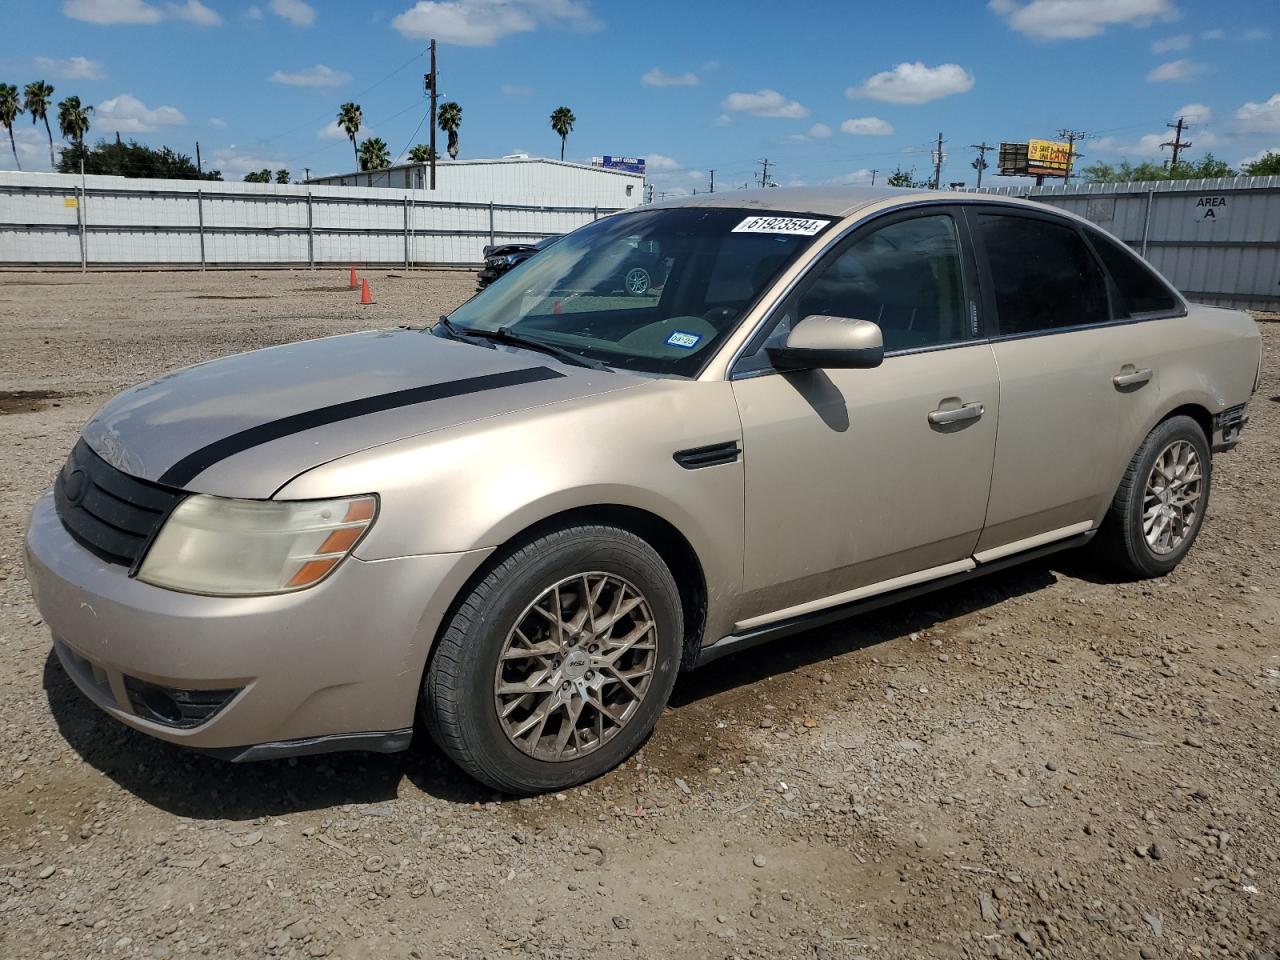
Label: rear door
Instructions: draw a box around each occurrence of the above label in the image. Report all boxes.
[729,207,1000,627]
[967,207,1127,558]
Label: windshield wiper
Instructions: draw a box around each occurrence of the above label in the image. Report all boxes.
[461,326,613,372]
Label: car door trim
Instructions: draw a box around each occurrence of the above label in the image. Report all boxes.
[971,520,1094,564]
[694,529,1096,668]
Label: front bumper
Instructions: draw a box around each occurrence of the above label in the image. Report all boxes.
[25,493,491,758]
[1212,402,1250,451]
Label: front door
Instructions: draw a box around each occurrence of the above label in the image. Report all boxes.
[729,209,999,628]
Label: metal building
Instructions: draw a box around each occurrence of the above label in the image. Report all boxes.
[307,155,644,209]
[980,175,1280,311]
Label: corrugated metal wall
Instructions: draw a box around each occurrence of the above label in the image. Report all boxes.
[979,175,1280,310]
[0,163,641,268]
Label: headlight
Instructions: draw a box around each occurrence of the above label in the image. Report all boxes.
[136,494,377,596]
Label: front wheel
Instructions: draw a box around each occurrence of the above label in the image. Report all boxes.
[422,525,682,794]
[1093,415,1211,578]
[623,265,652,297]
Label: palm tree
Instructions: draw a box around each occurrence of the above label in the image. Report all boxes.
[437,101,462,159]
[0,84,23,171]
[549,106,575,162]
[408,144,437,163]
[337,102,362,168]
[57,96,92,146]
[24,81,56,169]
[358,137,390,171]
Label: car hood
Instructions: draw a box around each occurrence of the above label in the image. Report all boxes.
[82,328,640,499]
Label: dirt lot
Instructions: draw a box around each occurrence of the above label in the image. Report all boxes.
[1,270,1277,960]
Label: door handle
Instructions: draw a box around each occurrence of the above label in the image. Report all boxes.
[1113,366,1152,388]
[928,401,984,425]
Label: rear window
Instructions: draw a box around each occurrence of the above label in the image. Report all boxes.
[1086,229,1180,317]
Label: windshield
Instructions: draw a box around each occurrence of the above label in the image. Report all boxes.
[445,207,834,376]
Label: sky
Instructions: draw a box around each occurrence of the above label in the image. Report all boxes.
[2,0,1278,194]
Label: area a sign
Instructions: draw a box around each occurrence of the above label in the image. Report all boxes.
[1195,195,1227,220]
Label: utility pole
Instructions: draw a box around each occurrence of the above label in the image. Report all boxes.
[757,158,771,188]
[969,142,994,189]
[1161,116,1192,170]
[709,169,715,193]
[195,141,202,176]
[869,169,878,186]
[931,132,945,190]
[425,39,438,190]
[304,166,311,183]
[1056,129,1089,183]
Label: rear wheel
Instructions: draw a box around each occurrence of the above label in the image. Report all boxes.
[1094,415,1211,578]
[623,266,652,297]
[422,524,682,794]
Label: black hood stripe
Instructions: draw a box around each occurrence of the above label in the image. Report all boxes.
[157,366,564,488]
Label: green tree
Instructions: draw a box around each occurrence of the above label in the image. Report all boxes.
[886,167,928,188]
[358,136,390,171]
[57,96,92,148]
[408,143,437,163]
[1083,153,1237,183]
[58,138,221,179]
[549,105,575,161]
[337,101,362,168]
[24,80,56,169]
[243,168,271,183]
[275,168,290,183]
[438,101,462,159]
[0,84,23,171]
[1242,151,1280,176]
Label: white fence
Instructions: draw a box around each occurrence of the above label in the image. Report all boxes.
[0,172,625,268]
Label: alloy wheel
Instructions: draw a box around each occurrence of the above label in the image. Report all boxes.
[624,267,651,296]
[1142,439,1203,554]
[494,572,658,762]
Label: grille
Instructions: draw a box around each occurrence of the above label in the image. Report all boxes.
[54,440,184,569]
[123,676,240,729]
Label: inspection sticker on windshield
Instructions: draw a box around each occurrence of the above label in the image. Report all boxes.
[732,215,830,236]
[666,330,701,349]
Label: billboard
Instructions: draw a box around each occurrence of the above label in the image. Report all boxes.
[998,140,1074,179]
[591,155,646,175]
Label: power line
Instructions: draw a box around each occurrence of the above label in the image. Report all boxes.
[969,142,994,189]
[1162,116,1192,169]
[1056,128,1089,183]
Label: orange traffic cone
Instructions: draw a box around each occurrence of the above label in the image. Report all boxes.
[360,278,374,305]
[348,267,359,289]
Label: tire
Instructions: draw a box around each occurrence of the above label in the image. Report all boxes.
[422,524,682,794]
[1093,415,1211,578]
[623,265,651,297]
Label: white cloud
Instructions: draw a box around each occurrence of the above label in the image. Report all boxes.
[245,4,262,17]
[642,67,699,87]
[63,0,164,24]
[1239,146,1279,167]
[645,153,680,171]
[830,168,875,185]
[269,0,315,26]
[712,113,731,127]
[0,126,60,171]
[33,55,106,80]
[1147,59,1207,82]
[1243,27,1270,42]
[318,119,372,140]
[989,0,1176,40]
[211,146,289,178]
[500,83,534,95]
[841,116,894,136]
[391,0,598,45]
[168,0,221,25]
[1201,28,1224,40]
[96,93,187,132]
[848,62,974,104]
[807,122,832,139]
[208,116,227,128]
[722,89,809,119]
[1151,34,1190,53]
[1234,93,1280,133]
[270,64,350,87]
[1173,102,1211,124]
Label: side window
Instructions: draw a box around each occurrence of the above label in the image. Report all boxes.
[744,214,969,368]
[979,214,1110,335]
[1085,229,1180,317]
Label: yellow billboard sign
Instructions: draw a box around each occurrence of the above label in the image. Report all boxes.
[1027,139,1073,171]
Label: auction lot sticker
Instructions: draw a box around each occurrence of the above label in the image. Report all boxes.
[732,216,830,236]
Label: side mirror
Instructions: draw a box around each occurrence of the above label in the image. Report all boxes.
[766,315,884,371]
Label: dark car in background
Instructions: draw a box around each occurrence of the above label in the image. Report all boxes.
[477,235,562,289]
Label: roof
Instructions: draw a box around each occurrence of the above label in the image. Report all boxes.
[651,185,1046,218]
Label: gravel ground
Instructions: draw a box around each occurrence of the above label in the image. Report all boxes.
[1,271,1277,960]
